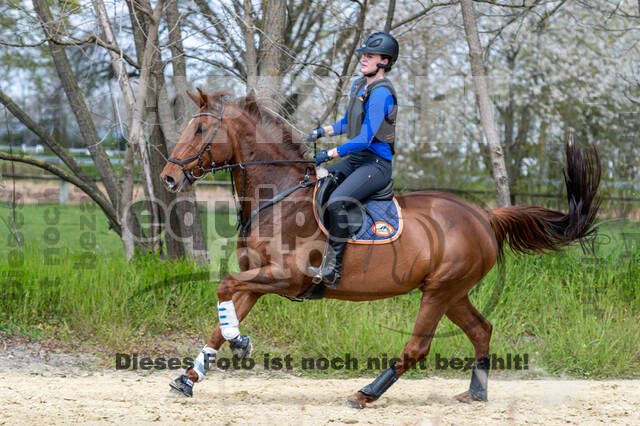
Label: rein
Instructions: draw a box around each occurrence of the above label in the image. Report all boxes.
[211,160,317,235]
[238,167,323,240]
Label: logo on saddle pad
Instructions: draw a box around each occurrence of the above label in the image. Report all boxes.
[371,221,394,237]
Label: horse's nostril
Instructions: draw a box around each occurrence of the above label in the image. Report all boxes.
[163,175,175,188]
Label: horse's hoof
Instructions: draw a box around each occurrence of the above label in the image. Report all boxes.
[454,390,485,403]
[345,399,365,409]
[169,387,189,397]
[346,391,376,409]
[230,334,252,359]
[169,374,193,397]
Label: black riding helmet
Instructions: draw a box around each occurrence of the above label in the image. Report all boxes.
[356,32,399,72]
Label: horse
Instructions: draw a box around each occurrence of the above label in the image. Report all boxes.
[159,88,600,408]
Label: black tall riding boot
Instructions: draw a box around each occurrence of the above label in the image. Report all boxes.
[309,205,349,289]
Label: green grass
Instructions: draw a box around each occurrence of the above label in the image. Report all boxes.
[1,203,639,378]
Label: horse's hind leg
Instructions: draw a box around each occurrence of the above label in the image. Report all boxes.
[346,289,449,409]
[445,296,492,403]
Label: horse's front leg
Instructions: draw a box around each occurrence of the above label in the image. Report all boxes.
[215,263,297,356]
[170,264,293,397]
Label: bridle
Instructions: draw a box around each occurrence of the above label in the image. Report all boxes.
[168,95,316,183]
[167,95,232,185]
[166,94,316,230]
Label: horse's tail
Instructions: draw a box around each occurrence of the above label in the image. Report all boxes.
[488,141,601,258]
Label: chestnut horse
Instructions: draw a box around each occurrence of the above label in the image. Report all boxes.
[160,89,600,408]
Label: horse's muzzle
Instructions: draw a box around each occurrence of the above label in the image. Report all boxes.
[162,174,176,190]
[160,170,190,192]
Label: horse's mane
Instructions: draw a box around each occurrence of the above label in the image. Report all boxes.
[234,96,306,158]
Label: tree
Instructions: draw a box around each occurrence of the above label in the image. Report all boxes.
[460,0,511,207]
[1,0,209,262]
[128,0,209,263]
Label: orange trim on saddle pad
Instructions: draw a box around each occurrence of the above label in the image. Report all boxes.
[312,181,403,245]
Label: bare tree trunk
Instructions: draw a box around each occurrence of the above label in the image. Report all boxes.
[147,64,181,260]
[243,0,258,95]
[384,0,396,32]
[318,0,368,124]
[0,173,22,254]
[120,143,136,258]
[32,0,121,208]
[124,0,208,264]
[164,0,209,264]
[536,119,547,189]
[460,0,511,207]
[93,0,164,256]
[509,106,531,190]
[165,0,191,129]
[122,0,152,259]
[256,0,287,106]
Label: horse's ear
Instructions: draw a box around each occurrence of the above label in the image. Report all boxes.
[187,90,203,107]
[196,87,210,106]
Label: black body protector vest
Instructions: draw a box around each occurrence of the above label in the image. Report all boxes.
[346,77,398,155]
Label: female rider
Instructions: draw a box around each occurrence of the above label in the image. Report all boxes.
[307,31,399,289]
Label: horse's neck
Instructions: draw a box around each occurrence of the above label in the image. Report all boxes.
[230,125,309,221]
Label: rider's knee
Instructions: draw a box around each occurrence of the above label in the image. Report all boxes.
[326,198,345,215]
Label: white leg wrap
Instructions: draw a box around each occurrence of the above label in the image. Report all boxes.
[193,346,217,381]
[218,300,240,341]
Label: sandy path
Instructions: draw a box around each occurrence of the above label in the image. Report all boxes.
[0,371,638,425]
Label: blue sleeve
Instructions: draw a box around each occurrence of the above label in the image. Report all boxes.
[336,87,394,157]
[330,112,348,136]
[329,80,357,136]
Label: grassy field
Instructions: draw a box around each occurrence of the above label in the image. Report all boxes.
[1,202,639,378]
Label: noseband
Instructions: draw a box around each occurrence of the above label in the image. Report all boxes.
[168,95,232,184]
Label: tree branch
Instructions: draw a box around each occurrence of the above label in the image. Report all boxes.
[391,1,456,30]
[474,0,543,7]
[317,0,368,124]
[0,89,97,187]
[184,54,245,81]
[0,153,121,235]
[0,34,140,69]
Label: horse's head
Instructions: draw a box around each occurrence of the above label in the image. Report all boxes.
[160,88,235,192]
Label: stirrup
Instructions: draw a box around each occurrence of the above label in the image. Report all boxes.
[308,238,331,278]
[310,243,342,289]
[309,238,340,288]
[313,270,341,289]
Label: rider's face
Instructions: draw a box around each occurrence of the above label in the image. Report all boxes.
[360,53,388,75]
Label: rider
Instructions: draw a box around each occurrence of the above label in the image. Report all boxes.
[307,31,399,289]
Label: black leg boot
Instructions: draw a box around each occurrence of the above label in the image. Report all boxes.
[320,237,346,289]
[309,205,349,289]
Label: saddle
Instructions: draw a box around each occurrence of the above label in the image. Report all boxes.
[298,172,401,300]
[313,172,396,241]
